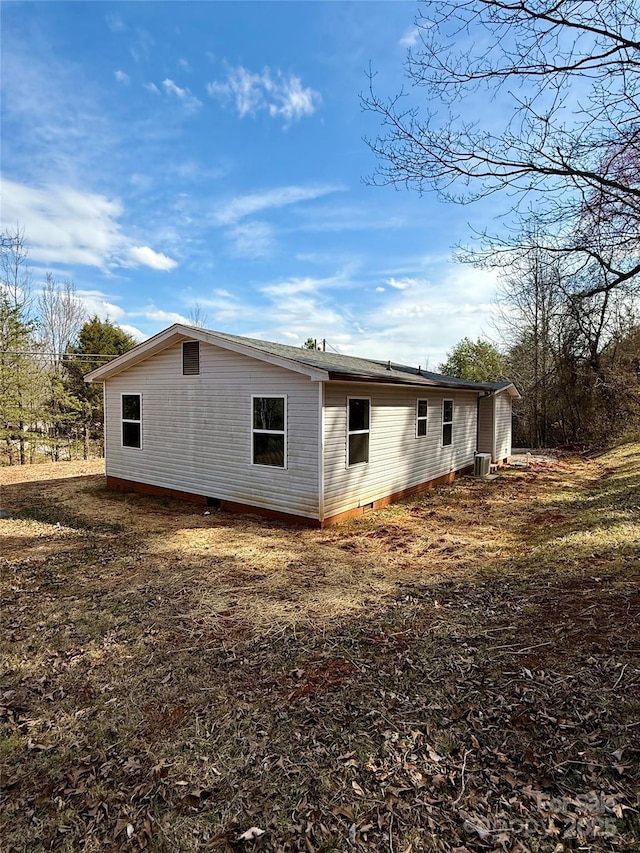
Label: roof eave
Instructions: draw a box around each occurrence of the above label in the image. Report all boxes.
[494,382,522,400]
[327,370,495,393]
[84,324,187,382]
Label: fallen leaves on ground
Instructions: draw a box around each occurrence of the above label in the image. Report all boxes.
[0,447,638,851]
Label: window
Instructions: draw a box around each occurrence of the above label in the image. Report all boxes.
[442,399,453,446]
[122,394,141,448]
[183,341,200,375]
[416,399,428,437]
[348,398,370,466]
[252,396,286,467]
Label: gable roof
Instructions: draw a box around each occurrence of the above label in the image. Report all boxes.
[85,323,521,397]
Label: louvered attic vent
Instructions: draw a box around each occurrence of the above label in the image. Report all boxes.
[182,341,200,375]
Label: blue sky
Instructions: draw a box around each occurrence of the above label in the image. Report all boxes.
[1,1,503,368]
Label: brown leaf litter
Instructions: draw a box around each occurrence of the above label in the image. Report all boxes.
[0,447,638,852]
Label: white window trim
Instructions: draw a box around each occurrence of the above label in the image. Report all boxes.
[121,392,142,450]
[416,399,428,438]
[442,398,454,447]
[346,396,371,468]
[251,394,287,469]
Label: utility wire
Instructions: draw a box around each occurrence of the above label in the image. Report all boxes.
[2,351,120,360]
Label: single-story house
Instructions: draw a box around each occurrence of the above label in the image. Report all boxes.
[85,324,520,526]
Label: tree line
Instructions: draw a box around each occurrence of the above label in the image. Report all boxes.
[2,219,637,466]
[438,253,640,448]
[1,229,137,465]
[365,0,640,447]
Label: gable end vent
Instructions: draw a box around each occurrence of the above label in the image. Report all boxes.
[183,341,200,375]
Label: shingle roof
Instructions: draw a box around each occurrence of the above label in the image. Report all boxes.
[208,329,512,393]
[85,323,520,397]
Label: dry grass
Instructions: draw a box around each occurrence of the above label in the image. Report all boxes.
[1,448,638,852]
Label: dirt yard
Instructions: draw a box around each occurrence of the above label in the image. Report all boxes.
[1,448,638,852]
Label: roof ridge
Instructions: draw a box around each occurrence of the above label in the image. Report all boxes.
[203,327,500,388]
[85,323,519,396]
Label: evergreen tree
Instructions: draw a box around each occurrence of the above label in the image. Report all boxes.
[64,317,137,456]
[0,295,39,464]
[0,229,41,464]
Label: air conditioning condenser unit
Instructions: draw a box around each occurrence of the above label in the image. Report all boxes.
[474,453,491,477]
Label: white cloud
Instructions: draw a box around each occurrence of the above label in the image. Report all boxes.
[295,204,406,234]
[250,271,363,352]
[178,58,191,72]
[228,221,273,258]
[2,45,115,184]
[77,289,125,321]
[259,295,348,343]
[261,273,346,298]
[365,266,500,367]
[161,78,202,112]
[1,178,177,272]
[129,29,154,64]
[127,245,177,271]
[106,14,126,33]
[248,262,500,369]
[144,307,191,324]
[207,65,319,124]
[116,323,149,342]
[118,323,146,341]
[399,27,420,48]
[191,291,247,325]
[212,184,342,226]
[268,75,317,122]
[115,70,130,85]
[1,179,124,267]
[386,277,415,290]
[144,82,160,94]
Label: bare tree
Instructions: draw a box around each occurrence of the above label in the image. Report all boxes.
[188,301,209,329]
[0,226,32,314]
[494,243,564,444]
[363,0,640,299]
[38,274,86,370]
[491,233,638,445]
[35,275,86,461]
[0,228,40,464]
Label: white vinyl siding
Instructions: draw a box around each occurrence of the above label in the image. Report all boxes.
[494,393,513,461]
[477,395,494,458]
[323,383,478,518]
[104,342,319,518]
[478,392,513,462]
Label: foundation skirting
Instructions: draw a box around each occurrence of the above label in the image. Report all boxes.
[106,464,475,528]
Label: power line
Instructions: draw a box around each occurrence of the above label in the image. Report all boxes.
[1,351,121,360]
